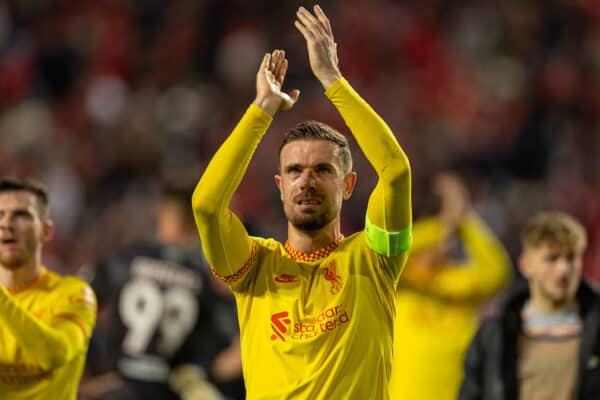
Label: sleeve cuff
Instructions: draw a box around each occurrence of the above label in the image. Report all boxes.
[324,77,349,98]
[247,103,274,124]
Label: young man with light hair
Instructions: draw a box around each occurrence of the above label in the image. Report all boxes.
[460,211,600,400]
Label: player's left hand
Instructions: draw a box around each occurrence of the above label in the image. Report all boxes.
[295,5,342,89]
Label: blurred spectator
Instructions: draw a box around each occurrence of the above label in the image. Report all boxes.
[459,211,600,400]
[390,171,511,399]
[79,180,243,400]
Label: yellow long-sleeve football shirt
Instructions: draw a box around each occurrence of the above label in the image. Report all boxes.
[0,267,97,399]
[390,214,511,400]
[193,78,411,399]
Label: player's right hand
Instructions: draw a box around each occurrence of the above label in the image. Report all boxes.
[253,49,300,116]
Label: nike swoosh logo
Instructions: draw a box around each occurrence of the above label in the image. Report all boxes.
[274,274,297,283]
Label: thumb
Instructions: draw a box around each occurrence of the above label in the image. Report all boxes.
[289,89,300,103]
[279,89,300,112]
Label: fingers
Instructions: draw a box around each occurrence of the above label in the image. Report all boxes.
[267,49,289,87]
[295,6,327,39]
[294,20,311,42]
[271,50,281,71]
[271,50,286,82]
[259,53,270,74]
[296,6,320,28]
[278,59,288,84]
[254,49,299,114]
[260,50,287,83]
[313,5,333,36]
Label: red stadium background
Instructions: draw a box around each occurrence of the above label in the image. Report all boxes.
[0,0,598,284]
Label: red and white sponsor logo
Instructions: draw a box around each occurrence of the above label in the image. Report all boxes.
[270,305,351,341]
[292,304,350,340]
[270,311,291,341]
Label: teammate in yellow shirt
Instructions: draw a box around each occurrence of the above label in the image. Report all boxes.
[192,5,411,399]
[390,172,511,400]
[0,177,97,399]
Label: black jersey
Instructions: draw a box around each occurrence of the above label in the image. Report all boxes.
[90,240,232,400]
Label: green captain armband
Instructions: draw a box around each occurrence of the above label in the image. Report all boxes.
[365,217,412,257]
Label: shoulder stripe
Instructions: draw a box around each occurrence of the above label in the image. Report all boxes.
[211,241,257,283]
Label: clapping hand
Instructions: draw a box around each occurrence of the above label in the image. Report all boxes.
[295,5,342,89]
[253,49,300,116]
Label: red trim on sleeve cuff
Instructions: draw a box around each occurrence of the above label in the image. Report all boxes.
[211,241,257,283]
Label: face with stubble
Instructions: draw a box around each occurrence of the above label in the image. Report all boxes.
[275,139,356,232]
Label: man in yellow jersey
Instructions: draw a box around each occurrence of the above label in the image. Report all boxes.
[0,177,97,399]
[192,5,411,399]
[390,172,511,400]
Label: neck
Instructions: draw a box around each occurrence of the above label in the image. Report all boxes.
[0,262,41,290]
[529,289,577,314]
[287,220,342,253]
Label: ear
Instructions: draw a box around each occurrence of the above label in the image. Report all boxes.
[518,251,531,279]
[343,172,357,200]
[274,174,283,200]
[42,220,55,243]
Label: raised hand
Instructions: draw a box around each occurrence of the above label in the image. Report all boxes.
[295,5,342,89]
[253,49,300,116]
[433,172,471,230]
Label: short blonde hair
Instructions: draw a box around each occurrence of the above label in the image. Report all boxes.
[521,212,587,253]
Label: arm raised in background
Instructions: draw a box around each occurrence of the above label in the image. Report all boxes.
[192,50,299,280]
[401,214,511,301]
[400,173,511,301]
[295,5,411,260]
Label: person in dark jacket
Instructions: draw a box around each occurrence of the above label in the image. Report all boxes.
[459,211,600,400]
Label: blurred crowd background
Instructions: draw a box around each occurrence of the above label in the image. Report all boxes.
[0,0,599,282]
